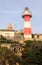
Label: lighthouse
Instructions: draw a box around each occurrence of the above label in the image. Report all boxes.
[22,7,32,40]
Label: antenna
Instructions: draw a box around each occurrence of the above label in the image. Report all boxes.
[26,0,31,9]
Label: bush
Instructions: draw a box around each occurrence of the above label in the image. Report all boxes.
[0,47,22,65]
[22,41,42,65]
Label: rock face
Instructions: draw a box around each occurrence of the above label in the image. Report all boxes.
[16,62,19,65]
[5,60,9,65]
[14,33,24,44]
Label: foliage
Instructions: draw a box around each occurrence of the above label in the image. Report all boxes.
[0,40,42,65]
[0,35,6,43]
[22,40,42,65]
[0,47,22,65]
[32,34,34,38]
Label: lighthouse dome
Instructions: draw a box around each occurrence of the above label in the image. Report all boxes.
[22,7,32,18]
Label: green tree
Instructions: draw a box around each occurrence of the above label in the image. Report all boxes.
[0,47,22,65]
[22,41,42,65]
[0,35,6,43]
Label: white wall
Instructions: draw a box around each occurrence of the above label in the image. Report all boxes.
[0,30,15,39]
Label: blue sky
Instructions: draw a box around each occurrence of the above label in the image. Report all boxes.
[0,0,42,34]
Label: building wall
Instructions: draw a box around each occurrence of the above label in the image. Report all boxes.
[0,30,42,41]
[33,34,42,41]
[0,30,15,40]
[38,34,42,41]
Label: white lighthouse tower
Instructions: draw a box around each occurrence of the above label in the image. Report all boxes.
[22,7,32,40]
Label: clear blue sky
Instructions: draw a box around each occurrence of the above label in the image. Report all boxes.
[0,0,42,34]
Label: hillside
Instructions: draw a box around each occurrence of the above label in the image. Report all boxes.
[0,40,42,65]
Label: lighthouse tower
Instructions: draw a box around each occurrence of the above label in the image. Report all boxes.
[22,7,32,40]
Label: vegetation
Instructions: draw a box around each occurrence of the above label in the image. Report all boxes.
[0,40,42,65]
[22,40,42,65]
[0,47,22,65]
[0,35,6,43]
[0,35,19,44]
